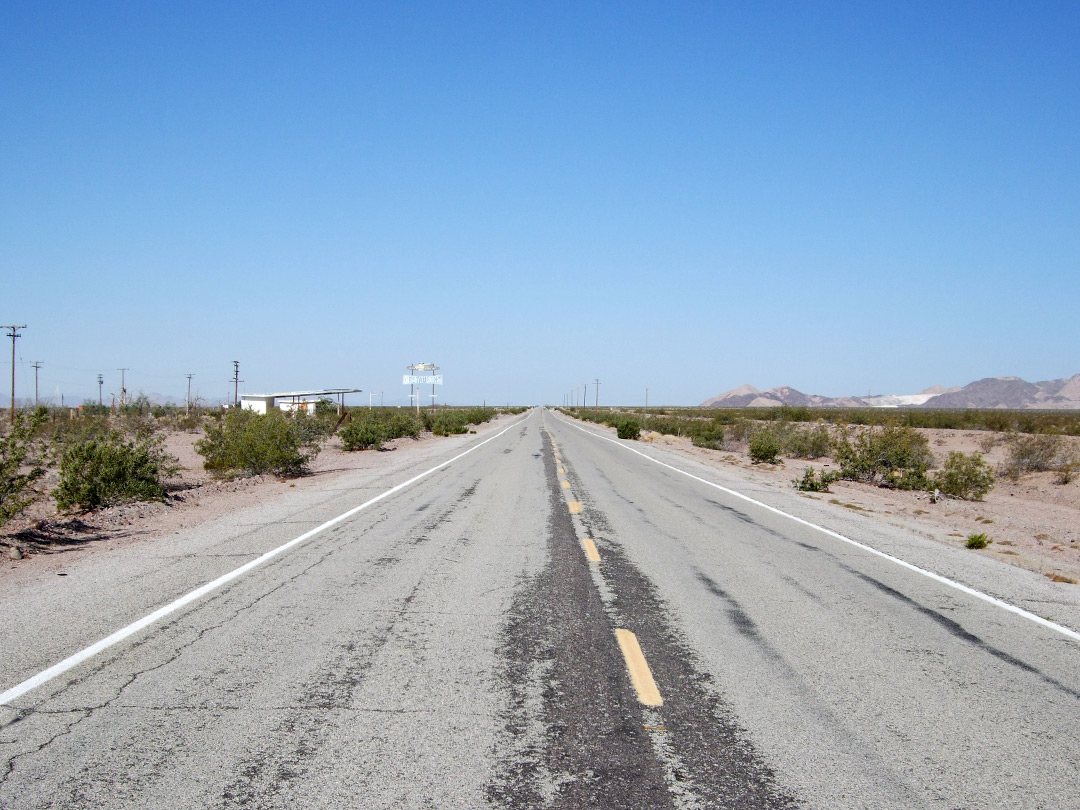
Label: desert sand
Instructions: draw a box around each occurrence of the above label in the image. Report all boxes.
[3,414,1078,589]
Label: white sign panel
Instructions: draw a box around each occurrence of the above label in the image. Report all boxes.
[403,375,444,385]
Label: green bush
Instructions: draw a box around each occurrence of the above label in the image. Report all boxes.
[421,407,495,437]
[688,419,725,449]
[431,411,469,435]
[291,412,337,447]
[196,410,321,476]
[80,400,110,417]
[833,424,934,489]
[998,434,1079,483]
[749,429,782,464]
[999,434,1062,479]
[616,417,642,440]
[966,533,991,549]
[934,451,995,501]
[792,467,840,492]
[0,408,48,526]
[780,423,832,459]
[340,410,422,451]
[54,434,172,511]
[340,418,390,451]
[1055,455,1078,485]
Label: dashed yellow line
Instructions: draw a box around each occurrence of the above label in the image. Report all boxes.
[562,480,571,489]
[615,629,663,707]
[581,538,601,562]
[568,501,582,514]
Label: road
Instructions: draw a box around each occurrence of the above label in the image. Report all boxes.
[2,408,1078,808]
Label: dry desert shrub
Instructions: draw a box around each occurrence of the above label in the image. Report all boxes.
[999,434,1079,483]
[934,451,995,501]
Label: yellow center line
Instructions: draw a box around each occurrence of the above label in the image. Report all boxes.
[562,480,571,489]
[568,501,582,514]
[581,538,601,562]
[615,629,663,707]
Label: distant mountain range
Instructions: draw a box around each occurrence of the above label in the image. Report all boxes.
[700,374,1080,410]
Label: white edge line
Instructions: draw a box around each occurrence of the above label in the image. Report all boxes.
[554,411,1080,643]
[1,414,530,706]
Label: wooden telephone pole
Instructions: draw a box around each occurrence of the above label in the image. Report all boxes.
[5,325,26,424]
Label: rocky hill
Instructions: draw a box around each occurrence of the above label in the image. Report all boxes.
[922,375,1080,409]
[700,374,1080,409]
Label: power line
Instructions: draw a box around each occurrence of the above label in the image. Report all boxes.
[117,368,129,407]
[5,325,26,424]
[31,362,42,407]
[230,361,243,407]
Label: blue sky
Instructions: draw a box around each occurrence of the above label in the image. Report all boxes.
[3,1,1078,407]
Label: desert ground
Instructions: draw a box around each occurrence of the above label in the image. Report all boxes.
[644,425,1080,584]
[3,412,1078,589]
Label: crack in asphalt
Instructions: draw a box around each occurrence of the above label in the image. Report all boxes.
[219,578,427,807]
[0,523,364,795]
[218,469,491,807]
[842,564,1080,701]
[488,427,798,809]
[487,430,671,809]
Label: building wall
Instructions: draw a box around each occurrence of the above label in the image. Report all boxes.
[279,400,317,415]
[240,397,274,414]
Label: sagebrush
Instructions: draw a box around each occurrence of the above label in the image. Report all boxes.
[934,451,995,501]
[55,433,174,511]
[833,424,934,489]
[0,408,48,526]
[196,410,323,476]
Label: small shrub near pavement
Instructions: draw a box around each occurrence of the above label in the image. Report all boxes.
[196,409,322,476]
[340,418,391,451]
[616,417,642,440]
[792,467,840,493]
[749,429,782,464]
[340,412,421,451]
[832,423,934,490]
[0,408,48,526]
[55,433,175,511]
[780,423,832,459]
[933,451,995,501]
[688,419,724,450]
[421,407,496,437]
[966,533,992,549]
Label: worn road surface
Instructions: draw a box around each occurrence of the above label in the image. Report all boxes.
[2,408,1078,808]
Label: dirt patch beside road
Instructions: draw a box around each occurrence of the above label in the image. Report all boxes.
[0,414,517,580]
[638,426,1080,584]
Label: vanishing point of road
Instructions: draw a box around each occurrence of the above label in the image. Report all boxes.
[2,408,1078,808]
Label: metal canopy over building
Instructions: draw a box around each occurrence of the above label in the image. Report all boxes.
[240,388,361,415]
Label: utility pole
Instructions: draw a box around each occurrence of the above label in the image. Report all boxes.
[6,325,25,424]
[118,368,129,407]
[186,374,195,415]
[97,374,104,406]
[595,378,600,411]
[231,361,242,407]
[31,361,42,407]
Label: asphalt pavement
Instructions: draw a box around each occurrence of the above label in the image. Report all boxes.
[2,408,1078,808]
